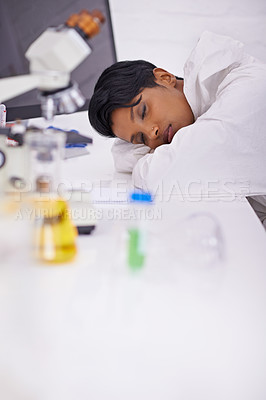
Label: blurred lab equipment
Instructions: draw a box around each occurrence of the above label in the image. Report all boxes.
[67,189,97,235]
[0,9,104,194]
[151,210,225,276]
[0,123,94,193]
[25,130,66,193]
[0,120,28,192]
[127,192,154,270]
[180,213,225,267]
[0,9,105,120]
[0,104,6,127]
[25,130,77,263]
[33,192,78,263]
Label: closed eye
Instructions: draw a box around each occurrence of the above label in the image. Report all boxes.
[141,104,146,120]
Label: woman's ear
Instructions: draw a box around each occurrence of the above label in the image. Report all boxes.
[153,68,177,87]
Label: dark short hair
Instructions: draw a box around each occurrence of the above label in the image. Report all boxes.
[88,60,159,138]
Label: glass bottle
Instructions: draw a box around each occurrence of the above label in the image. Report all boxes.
[25,130,77,264]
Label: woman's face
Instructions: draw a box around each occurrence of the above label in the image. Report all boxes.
[111,68,194,150]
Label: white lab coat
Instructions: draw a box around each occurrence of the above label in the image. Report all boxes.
[112,31,266,198]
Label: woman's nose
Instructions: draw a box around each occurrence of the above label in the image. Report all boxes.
[147,125,159,140]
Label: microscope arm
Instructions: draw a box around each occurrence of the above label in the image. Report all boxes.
[0,74,40,103]
[0,27,88,107]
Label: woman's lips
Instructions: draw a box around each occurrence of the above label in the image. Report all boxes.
[168,125,175,143]
[163,124,175,144]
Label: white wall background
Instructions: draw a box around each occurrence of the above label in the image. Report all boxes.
[109,0,266,77]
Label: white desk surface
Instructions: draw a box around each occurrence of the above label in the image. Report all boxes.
[0,111,266,400]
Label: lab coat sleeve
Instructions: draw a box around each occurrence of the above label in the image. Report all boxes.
[111,137,153,173]
[132,32,266,196]
[132,79,266,197]
[131,120,243,196]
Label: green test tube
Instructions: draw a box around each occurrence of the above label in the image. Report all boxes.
[128,227,146,269]
[127,192,153,270]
